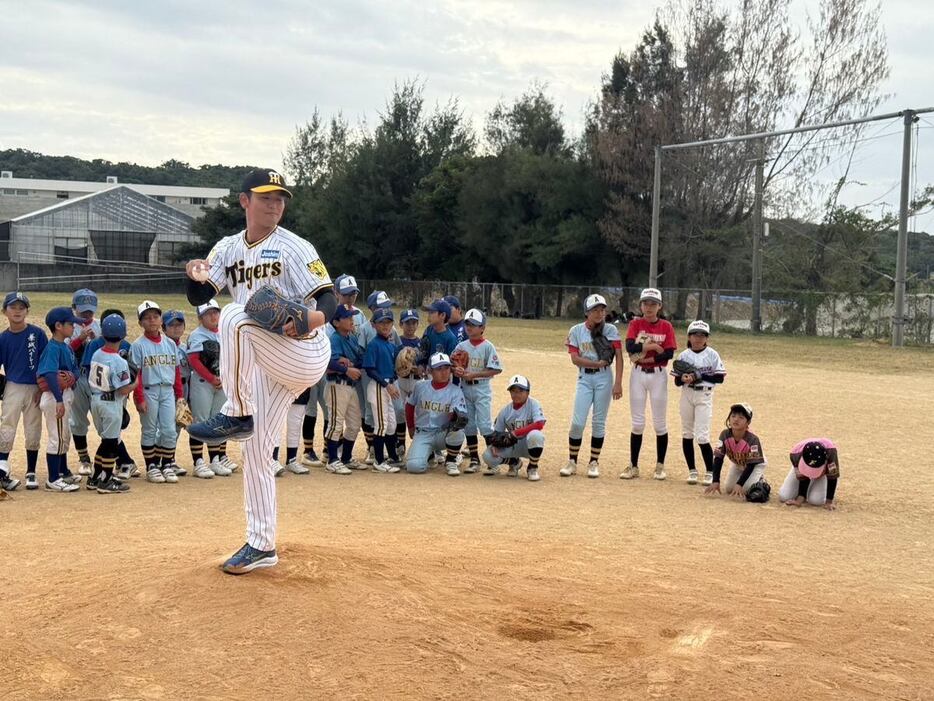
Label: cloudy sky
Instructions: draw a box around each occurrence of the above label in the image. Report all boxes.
[1,0,932,227]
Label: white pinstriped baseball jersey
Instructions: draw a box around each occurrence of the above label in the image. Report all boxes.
[204,226,332,305]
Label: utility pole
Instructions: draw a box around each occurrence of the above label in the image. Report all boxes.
[751,140,765,333]
[893,109,916,347]
[649,145,661,287]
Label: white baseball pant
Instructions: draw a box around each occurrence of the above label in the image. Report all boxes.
[40,388,74,455]
[721,461,767,493]
[0,381,43,453]
[219,303,329,551]
[679,386,714,443]
[629,368,668,435]
[778,467,829,505]
[366,381,396,437]
[325,380,362,442]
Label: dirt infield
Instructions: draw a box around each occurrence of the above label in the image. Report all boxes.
[2,302,933,699]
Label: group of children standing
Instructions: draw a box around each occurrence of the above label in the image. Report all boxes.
[562,287,841,510]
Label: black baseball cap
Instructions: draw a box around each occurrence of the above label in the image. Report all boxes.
[241,169,292,198]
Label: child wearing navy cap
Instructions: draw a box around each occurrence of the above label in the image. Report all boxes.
[443,295,467,343]
[37,307,83,492]
[0,292,48,491]
[363,308,402,472]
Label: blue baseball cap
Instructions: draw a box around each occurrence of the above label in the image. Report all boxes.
[366,290,392,310]
[101,313,127,340]
[2,291,29,309]
[162,310,186,327]
[463,308,486,326]
[72,288,98,313]
[335,274,360,295]
[400,308,419,323]
[333,304,357,321]
[45,307,83,330]
[425,299,452,317]
[443,295,461,309]
[371,308,394,323]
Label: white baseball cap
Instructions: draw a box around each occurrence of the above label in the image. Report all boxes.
[197,299,221,317]
[137,300,161,319]
[584,293,607,312]
[687,320,710,335]
[640,288,662,303]
[506,374,531,391]
[429,352,452,369]
[464,308,486,326]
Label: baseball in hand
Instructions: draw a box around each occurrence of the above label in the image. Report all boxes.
[191,262,210,282]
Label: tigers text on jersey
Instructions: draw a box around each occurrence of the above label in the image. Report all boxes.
[204,226,332,304]
[566,322,621,362]
[453,338,502,377]
[407,380,467,431]
[129,333,179,386]
[89,348,132,394]
[674,346,725,388]
[494,397,546,433]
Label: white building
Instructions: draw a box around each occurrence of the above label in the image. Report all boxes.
[0,172,228,221]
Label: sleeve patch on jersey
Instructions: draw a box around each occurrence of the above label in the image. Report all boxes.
[118,370,129,381]
[307,259,329,278]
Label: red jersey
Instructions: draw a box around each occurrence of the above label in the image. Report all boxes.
[626,317,676,368]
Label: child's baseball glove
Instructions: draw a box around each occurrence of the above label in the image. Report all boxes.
[395,347,418,378]
[36,371,78,394]
[628,332,650,363]
[671,359,700,382]
[175,398,193,428]
[489,431,519,449]
[590,323,616,364]
[450,349,470,370]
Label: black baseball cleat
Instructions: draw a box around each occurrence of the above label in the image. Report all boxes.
[187,414,254,445]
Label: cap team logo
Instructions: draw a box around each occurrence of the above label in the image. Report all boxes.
[268,171,284,185]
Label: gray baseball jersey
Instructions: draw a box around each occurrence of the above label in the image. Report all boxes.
[566,322,621,362]
[407,380,467,431]
[493,396,546,433]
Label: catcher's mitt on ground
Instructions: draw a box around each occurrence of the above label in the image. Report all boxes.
[36,372,78,394]
[628,332,650,364]
[489,431,519,449]
[590,323,616,364]
[175,398,193,428]
[448,410,468,432]
[745,479,771,503]
[450,349,470,370]
[395,346,418,378]
[244,286,313,337]
[671,359,700,382]
[200,340,221,375]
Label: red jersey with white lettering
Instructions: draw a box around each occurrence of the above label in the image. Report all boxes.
[626,317,676,368]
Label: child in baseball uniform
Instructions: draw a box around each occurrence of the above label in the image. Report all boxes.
[0,292,47,491]
[404,352,467,476]
[130,300,183,484]
[324,304,365,474]
[36,307,83,492]
[483,374,545,481]
[621,288,677,481]
[357,290,398,464]
[780,438,840,511]
[363,307,402,472]
[68,288,101,476]
[673,320,725,486]
[560,294,623,479]
[444,295,468,344]
[418,300,459,369]
[85,309,140,481]
[396,308,422,456]
[186,299,234,479]
[158,310,189,477]
[704,403,768,497]
[87,314,134,494]
[452,308,502,472]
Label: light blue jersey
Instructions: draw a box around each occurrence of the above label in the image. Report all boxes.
[566,322,621,363]
[89,348,132,395]
[407,380,467,431]
[453,338,502,436]
[129,333,179,387]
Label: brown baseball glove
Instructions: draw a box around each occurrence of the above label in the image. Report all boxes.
[175,398,193,428]
[489,431,519,449]
[395,346,418,378]
[36,371,78,393]
[450,349,470,370]
[628,332,650,364]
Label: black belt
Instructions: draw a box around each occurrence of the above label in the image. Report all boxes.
[464,379,483,385]
[638,366,665,373]
[583,368,608,374]
[691,385,712,391]
[328,375,357,387]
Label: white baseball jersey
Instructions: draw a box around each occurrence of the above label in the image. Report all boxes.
[493,397,545,433]
[204,226,332,305]
[674,346,725,389]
